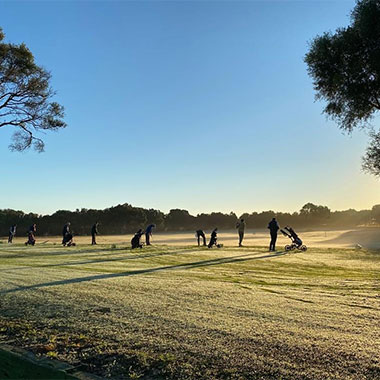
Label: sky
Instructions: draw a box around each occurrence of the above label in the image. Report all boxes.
[0,0,379,216]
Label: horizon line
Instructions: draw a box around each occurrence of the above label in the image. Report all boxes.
[0,201,376,218]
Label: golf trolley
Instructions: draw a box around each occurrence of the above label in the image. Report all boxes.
[281,226,307,252]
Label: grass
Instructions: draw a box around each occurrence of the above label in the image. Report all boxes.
[0,240,379,379]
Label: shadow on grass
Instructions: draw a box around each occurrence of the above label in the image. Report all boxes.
[0,251,287,294]
[0,246,130,260]
[0,244,201,260]
[0,247,202,273]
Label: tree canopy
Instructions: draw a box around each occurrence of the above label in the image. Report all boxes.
[305,0,380,175]
[0,28,66,151]
[0,202,374,237]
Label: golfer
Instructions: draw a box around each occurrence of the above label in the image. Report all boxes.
[196,229,207,246]
[236,218,246,247]
[91,222,99,245]
[268,217,279,251]
[8,224,16,243]
[145,224,156,246]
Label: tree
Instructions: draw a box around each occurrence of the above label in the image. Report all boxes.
[362,130,380,174]
[165,209,195,230]
[371,204,380,223]
[300,203,331,226]
[305,0,380,175]
[0,28,66,151]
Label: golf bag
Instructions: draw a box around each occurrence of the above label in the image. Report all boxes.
[281,226,307,252]
[63,233,76,247]
[208,231,218,248]
[25,232,36,246]
[131,232,143,249]
[208,229,223,249]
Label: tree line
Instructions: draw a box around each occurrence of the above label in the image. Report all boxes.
[0,202,378,237]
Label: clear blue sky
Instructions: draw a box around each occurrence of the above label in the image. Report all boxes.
[0,0,379,216]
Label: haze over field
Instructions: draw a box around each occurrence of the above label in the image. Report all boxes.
[4,228,380,250]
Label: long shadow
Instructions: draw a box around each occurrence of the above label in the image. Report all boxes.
[0,244,199,260]
[0,246,127,260]
[0,247,202,272]
[0,251,287,295]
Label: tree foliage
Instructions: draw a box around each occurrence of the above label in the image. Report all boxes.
[300,203,331,220]
[305,0,380,175]
[370,204,380,223]
[0,202,374,237]
[0,28,66,151]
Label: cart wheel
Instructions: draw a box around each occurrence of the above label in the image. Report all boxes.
[300,245,307,252]
[285,245,292,251]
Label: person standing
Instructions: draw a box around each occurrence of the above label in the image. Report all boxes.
[268,217,279,251]
[145,224,156,246]
[91,222,99,245]
[236,218,246,247]
[195,229,207,246]
[8,224,17,243]
[62,222,70,245]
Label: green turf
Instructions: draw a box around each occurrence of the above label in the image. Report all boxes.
[0,243,379,379]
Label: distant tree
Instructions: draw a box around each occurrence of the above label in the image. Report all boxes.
[300,203,330,216]
[165,209,195,230]
[0,203,375,236]
[371,204,380,223]
[300,203,331,226]
[305,0,380,175]
[362,131,380,175]
[0,27,66,151]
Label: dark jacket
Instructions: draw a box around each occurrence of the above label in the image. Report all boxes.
[146,224,155,234]
[91,224,98,235]
[268,220,279,234]
[62,224,70,236]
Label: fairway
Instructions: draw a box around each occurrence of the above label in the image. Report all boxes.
[3,0,380,378]
[0,241,379,379]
